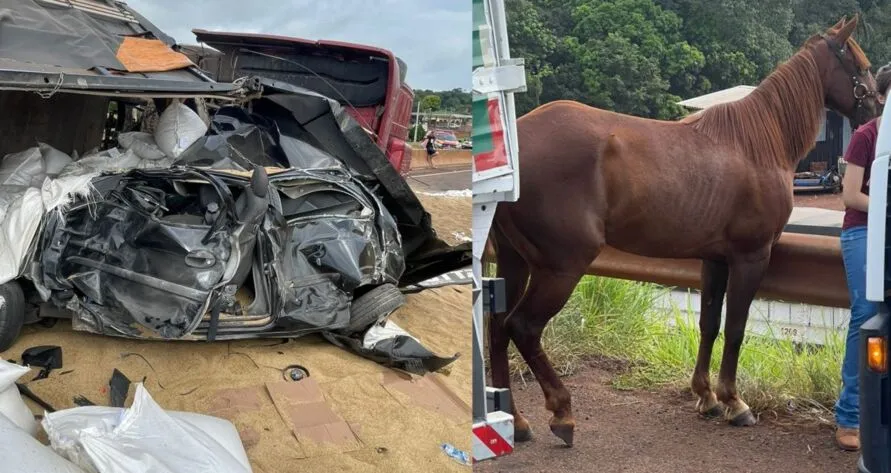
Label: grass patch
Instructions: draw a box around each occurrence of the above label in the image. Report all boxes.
[501,275,845,416]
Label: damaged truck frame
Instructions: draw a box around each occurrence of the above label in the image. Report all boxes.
[0,0,468,373]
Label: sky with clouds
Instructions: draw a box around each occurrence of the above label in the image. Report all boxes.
[125,0,470,91]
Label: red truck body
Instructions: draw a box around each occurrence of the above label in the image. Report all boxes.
[188,30,415,175]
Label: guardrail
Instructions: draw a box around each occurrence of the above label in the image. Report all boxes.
[588,232,848,309]
[410,148,473,170]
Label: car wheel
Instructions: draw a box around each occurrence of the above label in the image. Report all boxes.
[342,283,405,334]
[0,281,26,352]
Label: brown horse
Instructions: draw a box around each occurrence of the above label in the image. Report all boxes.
[487,16,878,447]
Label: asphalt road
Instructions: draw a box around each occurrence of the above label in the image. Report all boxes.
[406,165,471,192]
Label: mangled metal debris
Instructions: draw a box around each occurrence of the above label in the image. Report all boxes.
[0,90,464,373]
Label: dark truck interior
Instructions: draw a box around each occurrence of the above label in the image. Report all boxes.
[187,31,391,108]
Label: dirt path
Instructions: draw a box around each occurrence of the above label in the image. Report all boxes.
[476,361,857,473]
[793,192,844,211]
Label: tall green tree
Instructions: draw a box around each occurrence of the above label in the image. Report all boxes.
[420,94,442,113]
[412,89,471,114]
[505,0,557,114]
[504,0,891,119]
[539,0,704,118]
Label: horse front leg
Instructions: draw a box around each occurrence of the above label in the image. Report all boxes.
[691,259,729,418]
[716,252,771,426]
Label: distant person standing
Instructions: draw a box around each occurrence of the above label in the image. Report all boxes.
[425,132,439,169]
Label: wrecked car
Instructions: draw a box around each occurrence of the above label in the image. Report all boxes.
[0,0,468,374]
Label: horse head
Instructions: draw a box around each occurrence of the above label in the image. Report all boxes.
[811,15,879,128]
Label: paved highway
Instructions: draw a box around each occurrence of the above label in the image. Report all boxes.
[406,166,471,192]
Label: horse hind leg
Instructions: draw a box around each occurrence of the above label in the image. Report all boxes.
[489,237,533,441]
[691,259,729,418]
[505,265,590,447]
[715,253,771,427]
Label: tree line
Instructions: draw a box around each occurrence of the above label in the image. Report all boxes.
[506,0,891,119]
[411,88,472,115]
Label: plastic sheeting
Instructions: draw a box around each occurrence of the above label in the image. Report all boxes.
[0,413,85,473]
[153,102,208,159]
[0,140,100,286]
[0,1,193,74]
[0,0,125,71]
[0,359,38,436]
[116,133,166,161]
[0,142,73,187]
[43,383,252,473]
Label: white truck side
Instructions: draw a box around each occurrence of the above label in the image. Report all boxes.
[470,0,526,463]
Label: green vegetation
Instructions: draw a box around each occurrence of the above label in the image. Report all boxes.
[411,88,471,114]
[502,275,844,416]
[507,0,891,119]
[408,124,427,141]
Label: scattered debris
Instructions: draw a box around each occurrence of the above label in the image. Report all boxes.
[21,345,63,380]
[417,189,472,198]
[324,320,459,375]
[452,231,472,242]
[108,369,130,408]
[401,267,472,294]
[282,365,310,382]
[441,443,471,466]
[71,395,94,407]
[265,378,363,457]
[15,383,55,413]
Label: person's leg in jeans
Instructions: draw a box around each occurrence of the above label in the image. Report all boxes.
[835,225,879,449]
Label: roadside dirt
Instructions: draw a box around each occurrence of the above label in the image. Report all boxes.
[475,360,856,473]
[793,191,845,211]
[416,193,472,245]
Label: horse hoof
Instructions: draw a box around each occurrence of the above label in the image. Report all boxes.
[514,426,533,443]
[729,409,757,427]
[699,404,724,419]
[514,415,533,442]
[549,422,574,447]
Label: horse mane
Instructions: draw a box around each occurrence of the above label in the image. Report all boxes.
[681,45,825,168]
[682,24,872,168]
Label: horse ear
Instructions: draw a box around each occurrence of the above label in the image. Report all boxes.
[831,16,847,31]
[834,14,858,42]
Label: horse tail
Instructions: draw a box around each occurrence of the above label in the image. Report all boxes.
[488,210,530,317]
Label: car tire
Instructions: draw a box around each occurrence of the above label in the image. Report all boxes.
[0,281,26,352]
[342,283,405,334]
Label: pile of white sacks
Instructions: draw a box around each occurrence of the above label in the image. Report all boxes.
[0,101,209,286]
[0,358,253,473]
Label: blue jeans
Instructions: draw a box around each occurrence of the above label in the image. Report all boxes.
[836,225,879,429]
